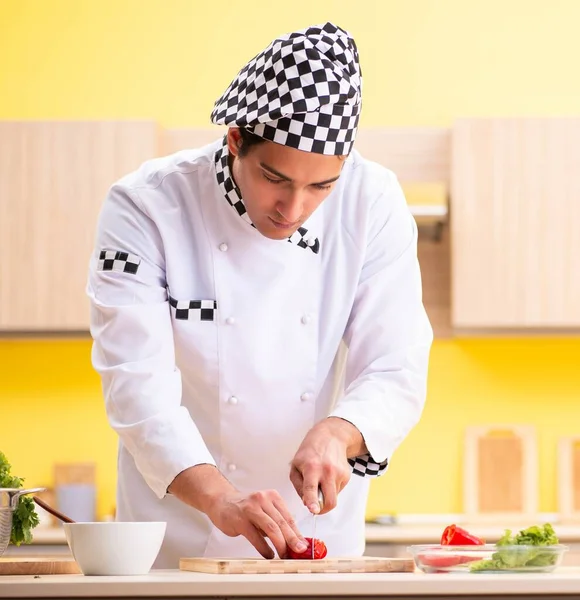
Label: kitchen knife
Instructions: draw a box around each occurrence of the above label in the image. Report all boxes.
[312,488,324,559]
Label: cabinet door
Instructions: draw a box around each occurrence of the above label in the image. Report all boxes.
[451,118,580,328]
[0,121,158,331]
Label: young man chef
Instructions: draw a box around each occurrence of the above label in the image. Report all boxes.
[87,22,433,567]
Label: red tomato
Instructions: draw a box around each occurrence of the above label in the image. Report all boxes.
[287,537,328,560]
[441,524,485,546]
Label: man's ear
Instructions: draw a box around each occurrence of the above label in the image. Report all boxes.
[227,127,242,157]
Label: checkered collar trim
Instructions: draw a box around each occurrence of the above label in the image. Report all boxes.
[214,137,320,254]
[214,137,253,228]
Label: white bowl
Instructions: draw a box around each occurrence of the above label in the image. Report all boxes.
[63,521,166,576]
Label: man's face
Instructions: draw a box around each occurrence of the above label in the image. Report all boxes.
[227,128,344,240]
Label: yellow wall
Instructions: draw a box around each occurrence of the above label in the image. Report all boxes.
[2,339,580,519]
[2,0,580,127]
[1,0,580,519]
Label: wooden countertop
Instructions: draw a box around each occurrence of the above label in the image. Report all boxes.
[2,567,580,598]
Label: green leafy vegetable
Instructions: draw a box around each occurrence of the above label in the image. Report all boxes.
[0,451,39,546]
[497,524,559,546]
[469,524,560,572]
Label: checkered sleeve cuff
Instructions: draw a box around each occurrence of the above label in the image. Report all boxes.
[348,454,389,478]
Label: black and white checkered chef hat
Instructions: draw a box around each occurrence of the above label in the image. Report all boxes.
[210,22,362,156]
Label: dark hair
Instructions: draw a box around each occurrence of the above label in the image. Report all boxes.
[237,127,266,157]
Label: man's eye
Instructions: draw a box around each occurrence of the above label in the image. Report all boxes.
[313,183,332,191]
[263,173,283,184]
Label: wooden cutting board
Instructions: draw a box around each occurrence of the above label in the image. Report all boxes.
[0,557,80,576]
[463,425,538,522]
[180,556,414,574]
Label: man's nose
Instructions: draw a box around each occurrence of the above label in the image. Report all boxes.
[277,189,304,223]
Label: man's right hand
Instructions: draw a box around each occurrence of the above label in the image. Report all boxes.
[168,464,308,559]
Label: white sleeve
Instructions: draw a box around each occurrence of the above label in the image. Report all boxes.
[86,182,216,499]
[329,172,434,478]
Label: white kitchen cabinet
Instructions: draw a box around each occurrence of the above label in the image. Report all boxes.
[0,121,158,331]
[451,118,580,329]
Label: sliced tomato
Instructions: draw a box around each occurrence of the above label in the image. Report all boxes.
[287,537,328,560]
[441,524,485,546]
[419,553,479,569]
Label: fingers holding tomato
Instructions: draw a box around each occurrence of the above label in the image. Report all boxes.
[286,537,328,560]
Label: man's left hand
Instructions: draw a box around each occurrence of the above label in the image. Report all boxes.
[289,417,367,515]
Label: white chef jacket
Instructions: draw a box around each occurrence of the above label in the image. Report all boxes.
[86,136,433,568]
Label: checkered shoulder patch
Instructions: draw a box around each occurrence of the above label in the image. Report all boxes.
[348,454,389,478]
[169,296,217,322]
[97,250,141,274]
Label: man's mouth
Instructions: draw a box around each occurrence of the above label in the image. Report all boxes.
[269,217,299,230]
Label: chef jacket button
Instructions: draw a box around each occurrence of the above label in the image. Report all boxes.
[227,463,237,472]
[306,238,316,247]
[219,243,228,252]
[226,316,235,325]
[228,395,238,405]
[300,392,312,402]
[301,314,311,325]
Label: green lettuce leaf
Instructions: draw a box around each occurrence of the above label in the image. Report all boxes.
[469,524,559,572]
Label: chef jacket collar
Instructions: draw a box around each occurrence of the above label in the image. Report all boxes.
[214,136,321,254]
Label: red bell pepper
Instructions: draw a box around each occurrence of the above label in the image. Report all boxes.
[440,524,485,546]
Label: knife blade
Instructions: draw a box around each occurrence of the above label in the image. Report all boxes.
[311,488,324,560]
